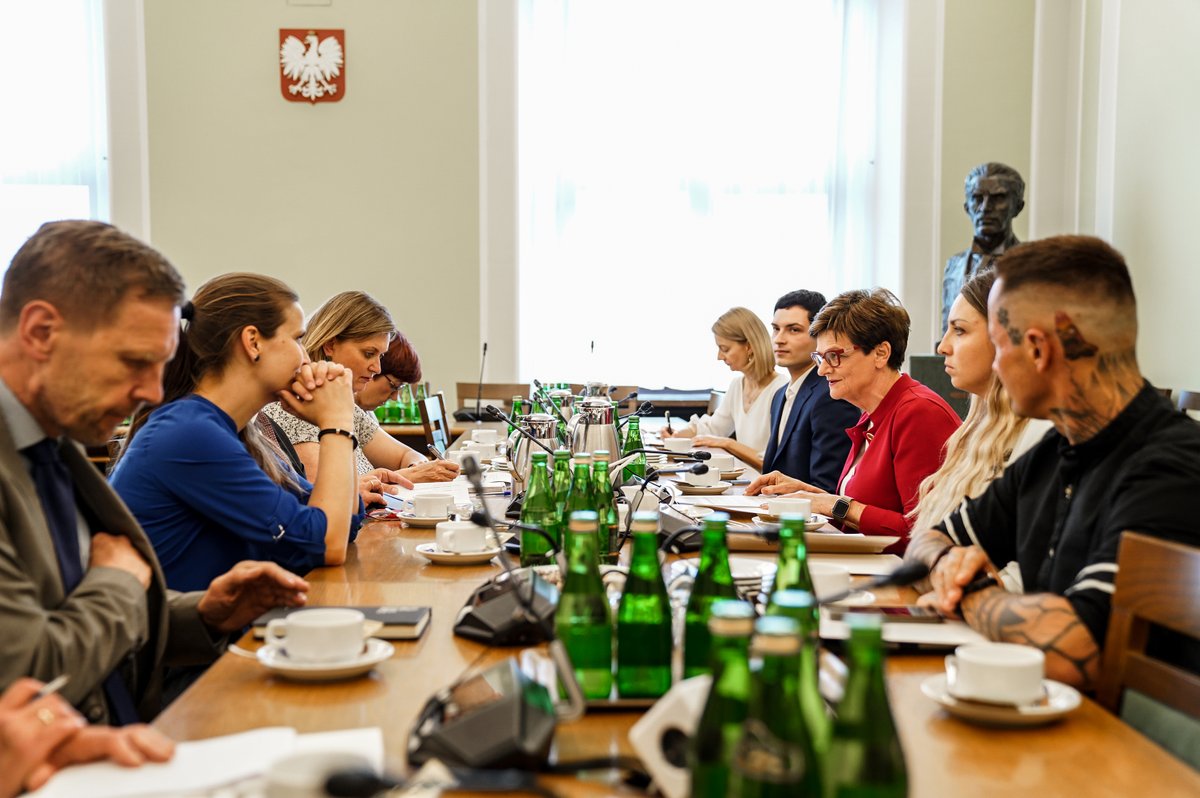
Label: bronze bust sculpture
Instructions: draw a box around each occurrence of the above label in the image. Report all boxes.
[941,162,1026,333]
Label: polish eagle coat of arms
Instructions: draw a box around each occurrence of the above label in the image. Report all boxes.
[279,29,345,104]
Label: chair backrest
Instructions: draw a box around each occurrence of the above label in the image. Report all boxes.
[419,393,453,453]
[707,390,725,414]
[454,382,529,413]
[1098,532,1200,720]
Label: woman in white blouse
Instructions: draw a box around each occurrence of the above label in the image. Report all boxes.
[661,306,786,469]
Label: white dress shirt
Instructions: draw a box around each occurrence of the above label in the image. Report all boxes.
[776,365,818,446]
[689,372,788,455]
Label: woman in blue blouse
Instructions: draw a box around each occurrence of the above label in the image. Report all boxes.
[110,273,362,591]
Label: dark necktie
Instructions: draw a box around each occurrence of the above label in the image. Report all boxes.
[23,438,141,725]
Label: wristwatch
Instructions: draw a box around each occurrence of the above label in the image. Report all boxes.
[831,495,852,521]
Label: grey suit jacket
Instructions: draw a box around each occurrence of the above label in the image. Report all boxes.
[0,415,219,723]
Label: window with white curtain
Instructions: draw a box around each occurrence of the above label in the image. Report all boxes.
[0,0,109,272]
[517,0,879,389]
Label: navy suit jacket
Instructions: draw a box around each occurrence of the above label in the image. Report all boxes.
[760,372,861,493]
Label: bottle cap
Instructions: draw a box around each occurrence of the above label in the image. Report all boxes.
[568,510,599,532]
[751,616,802,655]
[630,511,659,533]
[709,600,757,636]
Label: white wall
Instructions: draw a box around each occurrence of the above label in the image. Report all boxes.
[141,0,480,396]
[1109,0,1200,390]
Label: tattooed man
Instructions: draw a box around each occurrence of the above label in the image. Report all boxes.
[907,235,1200,689]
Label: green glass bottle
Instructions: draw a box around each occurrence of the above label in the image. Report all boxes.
[767,590,830,755]
[412,381,427,422]
[385,396,402,424]
[551,448,572,519]
[555,511,613,700]
[508,394,523,438]
[768,507,815,608]
[591,451,619,562]
[404,382,420,423]
[825,614,907,798]
[616,514,672,698]
[688,600,756,798]
[621,416,646,481]
[551,396,567,442]
[564,453,594,519]
[519,452,558,567]
[683,512,738,678]
[730,616,823,797]
[612,399,623,448]
[373,403,388,423]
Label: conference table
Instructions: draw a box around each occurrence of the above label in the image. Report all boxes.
[154,438,1200,797]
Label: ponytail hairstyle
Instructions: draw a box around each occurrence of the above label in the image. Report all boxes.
[302,290,395,364]
[120,273,302,487]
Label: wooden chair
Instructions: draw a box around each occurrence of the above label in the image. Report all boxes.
[707,389,725,415]
[454,382,529,413]
[419,393,453,453]
[1098,532,1200,721]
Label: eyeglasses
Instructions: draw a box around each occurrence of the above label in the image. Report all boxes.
[382,375,403,394]
[810,346,860,368]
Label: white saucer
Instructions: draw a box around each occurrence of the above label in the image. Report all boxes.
[827,590,875,606]
[401,513,448,529]
[755,513,828,526]
[676,481,733,496]
[415,542,503,566]
[720,468,746,480]
[920,673,1081,727]
[256,638,394,682]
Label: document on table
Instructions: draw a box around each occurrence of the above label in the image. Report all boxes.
[28,726,383,798]
[383,472,514,511]
[820,612,989,648]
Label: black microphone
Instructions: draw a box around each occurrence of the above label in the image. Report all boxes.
[474,342,488,421]
[818,561,932,606]
[469,511,561,557]
[325,769,400,797]
[531,378,571,435]
[620,447,711,462]
[484,405,556,455]
[646,463,708,478]
[615,401,655,429]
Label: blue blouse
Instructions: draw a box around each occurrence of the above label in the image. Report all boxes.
[110,395,359,591]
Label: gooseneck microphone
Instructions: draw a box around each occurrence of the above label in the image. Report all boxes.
[531,379,571,431]
[474,342,488,422]
[817,561,932,606]
[484,406,556,455]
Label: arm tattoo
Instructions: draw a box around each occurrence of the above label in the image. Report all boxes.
[1053,311,1098,360]
[962,588,1100,688]
[906,528,954,566]
[996,306,1022,345]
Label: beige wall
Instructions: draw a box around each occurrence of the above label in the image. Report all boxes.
[1109,0,1200,391]
[938,0,1035,275]
[142,0,479,396]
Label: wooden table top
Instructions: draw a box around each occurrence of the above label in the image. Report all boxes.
[153,517,1200,797]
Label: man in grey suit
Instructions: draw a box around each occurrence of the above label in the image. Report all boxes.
[0,220,310,726]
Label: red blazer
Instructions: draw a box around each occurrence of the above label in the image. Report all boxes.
[837,374,961,553]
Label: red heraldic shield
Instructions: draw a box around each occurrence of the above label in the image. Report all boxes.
[279,29,346,104]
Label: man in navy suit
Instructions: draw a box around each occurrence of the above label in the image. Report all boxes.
[758,290,860,493]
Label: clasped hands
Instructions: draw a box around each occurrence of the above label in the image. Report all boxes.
[915,544,1001,618]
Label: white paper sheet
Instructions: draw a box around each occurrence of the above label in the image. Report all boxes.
[820,611,989,647]
[28,726,384,798]
[809,553,904,575]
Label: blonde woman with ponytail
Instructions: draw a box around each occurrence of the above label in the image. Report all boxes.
[911,269,1052,535]
[111,274,368,592]
[661,306,786,463]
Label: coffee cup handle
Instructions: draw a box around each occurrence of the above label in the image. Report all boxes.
[266,618,288,649]
[668,572,694,594]
[601,570,627,592]
[944,654,958,689]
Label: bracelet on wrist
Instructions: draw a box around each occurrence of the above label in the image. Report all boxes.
[318,427,359,449]
[929,543,956,574]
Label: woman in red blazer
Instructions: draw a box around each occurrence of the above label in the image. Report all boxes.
[748,288,961,553]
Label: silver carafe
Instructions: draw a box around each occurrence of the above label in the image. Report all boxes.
[509,413,558,492]
[568,399,619,457]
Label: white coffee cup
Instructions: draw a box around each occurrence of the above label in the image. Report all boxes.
[945,642,1045,705]
[471,428,499,445]
[662,437,693,453]
[684,465,720,486]
[447,450,473,467]
[265,608,366,664]
[265,751,374,798]
[620,485,662,514]
[436,520,489,553]
[808,562,850,599]
[767,497,812,519]
[412,491,453,518]
[464,441,498,460]
[707,452,736,471]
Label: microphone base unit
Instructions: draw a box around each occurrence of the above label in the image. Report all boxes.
[453,568,559,646]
